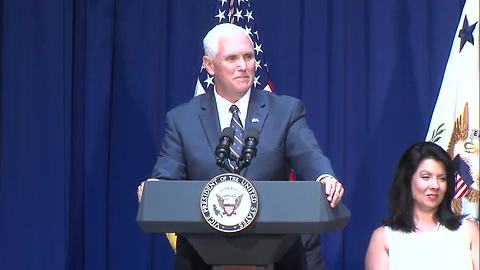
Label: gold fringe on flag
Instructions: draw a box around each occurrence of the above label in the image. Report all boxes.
[166,232,177,252]
[452,198,463,215]
[465,188,479,203]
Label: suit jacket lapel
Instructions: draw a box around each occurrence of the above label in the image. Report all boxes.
[245,89,267,133]
[198,91,221,154]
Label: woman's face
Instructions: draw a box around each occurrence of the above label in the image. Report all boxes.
[411,158,448,213]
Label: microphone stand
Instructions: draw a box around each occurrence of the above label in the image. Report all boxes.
[235,159,251,174]
[216,159,235,174]
[216,158,248,175]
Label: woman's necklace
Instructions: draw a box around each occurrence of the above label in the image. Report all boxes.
[415,221,440,232]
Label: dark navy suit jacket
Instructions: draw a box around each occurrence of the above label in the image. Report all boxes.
[152,89,334,181]
[151,89,334,269]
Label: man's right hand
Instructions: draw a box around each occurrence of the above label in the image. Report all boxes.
[137,178,159,202]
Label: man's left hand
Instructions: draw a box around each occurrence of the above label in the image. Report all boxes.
[320,176,344,208]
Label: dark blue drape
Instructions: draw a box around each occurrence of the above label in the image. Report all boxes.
[0,0,465,269]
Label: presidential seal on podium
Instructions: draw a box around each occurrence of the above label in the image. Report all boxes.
[200,173,259,232]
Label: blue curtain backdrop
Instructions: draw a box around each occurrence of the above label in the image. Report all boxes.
[0,0,466,269]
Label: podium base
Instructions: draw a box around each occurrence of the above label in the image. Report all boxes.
[212,264,273,270]
[186,234,296,266]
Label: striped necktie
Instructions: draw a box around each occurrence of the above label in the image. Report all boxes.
[229,104,244,165]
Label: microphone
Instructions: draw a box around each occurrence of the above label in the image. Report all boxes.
[237,128,259,172]
[215,127,234,167]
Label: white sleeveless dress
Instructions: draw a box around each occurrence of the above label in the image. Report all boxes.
[385,222,472,270]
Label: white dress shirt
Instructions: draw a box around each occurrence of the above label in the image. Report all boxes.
[214,89,250,131]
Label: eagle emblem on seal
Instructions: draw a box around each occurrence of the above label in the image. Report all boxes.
[216,193,243,216]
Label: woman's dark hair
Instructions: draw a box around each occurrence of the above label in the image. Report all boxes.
[383,141,462,232]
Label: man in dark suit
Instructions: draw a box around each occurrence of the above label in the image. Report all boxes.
[138,23,344,270]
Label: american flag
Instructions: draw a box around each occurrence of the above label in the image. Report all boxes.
[194,0,273,96]
[453,155,475,199]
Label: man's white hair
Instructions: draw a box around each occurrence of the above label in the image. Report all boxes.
[203,23,253,58]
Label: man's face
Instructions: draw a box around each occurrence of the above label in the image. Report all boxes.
[204,33,255,102]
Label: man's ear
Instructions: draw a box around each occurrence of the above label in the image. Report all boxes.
[203,56,215,76]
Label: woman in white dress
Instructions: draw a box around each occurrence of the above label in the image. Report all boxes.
[365,142,479,270]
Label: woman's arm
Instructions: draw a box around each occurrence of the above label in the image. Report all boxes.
[365,227,389,270]
[466,220,479,270]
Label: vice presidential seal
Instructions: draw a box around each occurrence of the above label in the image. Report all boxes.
[200,173,259,232]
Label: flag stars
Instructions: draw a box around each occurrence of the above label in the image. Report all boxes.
[204,74,214,88]
[245,10,254,22]
[254,42,263,55]
[215,9,226,23]
[264,63,269,72]
[253,31,259,40]
[234,9,243,21]
[458,15,477,52]
[220,0,228,6]
[253,75,260,87]
[244,26,252,36]
[255,59,262,71]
